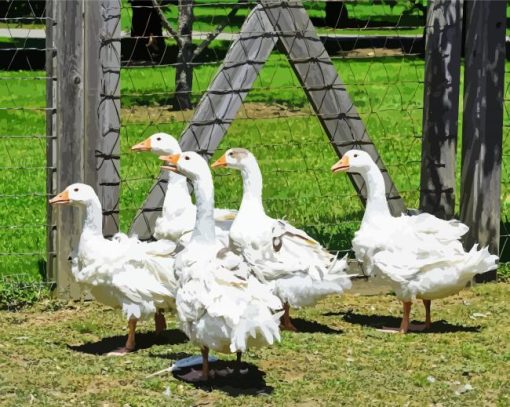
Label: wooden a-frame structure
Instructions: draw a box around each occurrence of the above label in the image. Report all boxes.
[129,1,406,239]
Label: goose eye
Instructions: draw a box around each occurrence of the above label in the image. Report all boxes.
[185,156,190,160]
[74,188,79,192]
[228,152,234,157]
[156,137,161,141]
[353,154,358,158]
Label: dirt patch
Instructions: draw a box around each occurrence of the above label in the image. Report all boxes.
[122,102,312,124]
[336,47,405,58]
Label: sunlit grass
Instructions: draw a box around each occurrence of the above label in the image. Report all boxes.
[0,282,508,405]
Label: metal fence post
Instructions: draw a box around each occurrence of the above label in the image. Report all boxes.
[45,0,57,284]
[53,0,85,298]
[460,0,506,282]
[419,0,462,220]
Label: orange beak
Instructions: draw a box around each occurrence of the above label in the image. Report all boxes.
[211,153,227,169]
[159,153,180,172]
[131,138,151,152]
[331,155,350,173]
[49,190,70,205]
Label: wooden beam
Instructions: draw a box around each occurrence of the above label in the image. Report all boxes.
[53,0,84,299]
[84,0,121,238]
[419,0,462,220]
[259,0,405,216]
[129,5,277,239]
[460,0,506,282]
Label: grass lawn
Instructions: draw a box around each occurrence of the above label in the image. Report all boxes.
[0,282,509,405]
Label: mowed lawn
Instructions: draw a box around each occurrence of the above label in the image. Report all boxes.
[0,282,509,405]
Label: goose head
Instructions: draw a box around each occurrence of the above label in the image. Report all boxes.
[331,149,374,175]
[210,148,253,171]
[49,183,99,207]
[159,151,210,181]
[131,132,181,156]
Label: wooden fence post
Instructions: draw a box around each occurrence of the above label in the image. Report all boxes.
[53,0,84,299]
[84,0,121,237]
[419,0,462,220]
[460,0,506,282]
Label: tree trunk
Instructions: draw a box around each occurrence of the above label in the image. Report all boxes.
[175,0,194,110]
[324,1,348,28]
[130,0,164,59]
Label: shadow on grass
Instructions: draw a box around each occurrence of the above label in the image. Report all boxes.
[176,359,272,396]
[290,317,343,334]
[325,311,481,334]
[148,351,272,396]
[68,328,188,355]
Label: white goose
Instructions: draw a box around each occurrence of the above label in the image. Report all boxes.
[211,148,352,331]
[331,150,498,333]
[159,151,282,381]
[49,184,177,354]
[131,132,236,246]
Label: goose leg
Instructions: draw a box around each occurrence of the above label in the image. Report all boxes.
[201,346,210,380]
[407,300,432,332]
[280,302,297,332]
[423,299,432,329]
[235,351,242,375]
[399,301,412,333]
[108,318,137,356]
[154,309,166,335]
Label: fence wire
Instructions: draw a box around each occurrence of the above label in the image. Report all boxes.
[1,0,508,304]
[0,0,52,305]
[119,0,425,254]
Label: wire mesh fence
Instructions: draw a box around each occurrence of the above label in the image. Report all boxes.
[0,0,508,305]
[119,0,425,255]
[0,0,52,305]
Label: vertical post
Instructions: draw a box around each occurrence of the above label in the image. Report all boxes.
[175,0,194,110]
[53,0,85,298]
[84,0,121,237]
[461,0,506,282]
[46,0,57,283]
[419,0,462,220]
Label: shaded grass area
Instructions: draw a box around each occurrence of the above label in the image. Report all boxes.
[119,0,426,35]
[0,283,509,405]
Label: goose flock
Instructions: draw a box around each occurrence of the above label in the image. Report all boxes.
[49,132,498,380]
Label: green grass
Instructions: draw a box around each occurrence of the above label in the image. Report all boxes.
[0,282,509,405]
[1,51,509,288]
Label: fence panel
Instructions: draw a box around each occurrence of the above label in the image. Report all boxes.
[120,0,425,255]
[2,1,509,302]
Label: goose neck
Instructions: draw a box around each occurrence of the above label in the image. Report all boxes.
[163,172,193,214]
[361,164,391,224]
[82,197,103,236]
[190,172,216,245]
[239,160,265,213]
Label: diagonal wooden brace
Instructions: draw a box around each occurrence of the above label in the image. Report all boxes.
[129,1,405,239]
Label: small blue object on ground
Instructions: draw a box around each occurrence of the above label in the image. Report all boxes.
[172,354,219,371]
